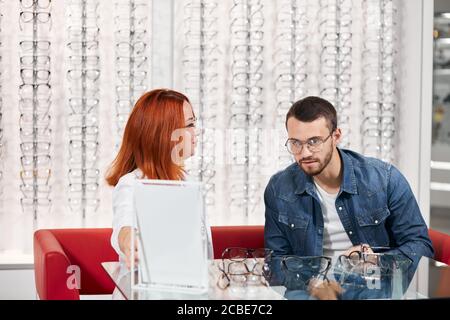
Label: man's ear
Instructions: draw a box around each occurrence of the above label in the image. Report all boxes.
[333,128,342,145]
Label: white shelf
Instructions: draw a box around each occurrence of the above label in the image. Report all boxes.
[436,38,450,45]
[434,69,450,77]
[0,252,33,270]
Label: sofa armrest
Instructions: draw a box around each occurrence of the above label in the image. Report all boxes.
[34,230,80,300]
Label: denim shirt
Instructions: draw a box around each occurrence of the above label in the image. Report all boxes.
[264,148,434,284]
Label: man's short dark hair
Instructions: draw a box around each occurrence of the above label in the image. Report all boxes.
[285,96,337,132]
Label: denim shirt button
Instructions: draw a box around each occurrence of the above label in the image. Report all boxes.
[348,231,353,235]
[338,206,343,211]
[374,220,379,224]
[291,224,295,228]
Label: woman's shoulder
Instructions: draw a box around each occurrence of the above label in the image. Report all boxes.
[115,169,141,188]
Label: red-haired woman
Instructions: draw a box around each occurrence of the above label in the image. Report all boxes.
[106,89,211,272]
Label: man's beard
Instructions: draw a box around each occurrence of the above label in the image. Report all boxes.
[297,145,333,176]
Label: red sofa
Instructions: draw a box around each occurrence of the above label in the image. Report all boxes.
[429,229,450,264]
[33,225,264,300]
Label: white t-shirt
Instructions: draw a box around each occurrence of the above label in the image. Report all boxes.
[314,181,353,257]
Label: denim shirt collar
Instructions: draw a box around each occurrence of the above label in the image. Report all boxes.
[293,148,358,196]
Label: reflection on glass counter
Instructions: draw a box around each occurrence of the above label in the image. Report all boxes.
[103,253,450,300]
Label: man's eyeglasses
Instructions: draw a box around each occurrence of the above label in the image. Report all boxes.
[285,132,334,154]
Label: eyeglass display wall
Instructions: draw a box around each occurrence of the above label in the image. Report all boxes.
[178,0,399,225]
[0,0,409,257]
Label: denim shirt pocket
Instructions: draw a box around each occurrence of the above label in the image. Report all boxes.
[278,213,310,253]
[356,207,391,246]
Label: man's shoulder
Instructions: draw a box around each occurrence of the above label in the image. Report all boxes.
[267,162,299,190]
[341,148,391,172]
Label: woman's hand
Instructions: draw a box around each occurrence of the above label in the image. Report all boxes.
[118,226,139,270]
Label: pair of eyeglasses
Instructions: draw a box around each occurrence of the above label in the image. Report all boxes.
[20,154,51,169]
[184,29,218,43]
[69,140,98,150]
[20,0,51,10]
[19,83,51,98]
[20,69,51,84]
[20,168,51,185]
[116,85,147,98]
[116,41,147,55]
[116,56,147,68]
[115,0,148,11]
[20,183,51,198]
[68,154,98,168]
[69,97,99,114]
[21,197,51,209]
[20,142,51,155]
[20,127,52,143]
[338,248,392,270]
[281,255,332,290]
[67,25,99,37]
[68,114,98,127]
[217,247,273,289]
[20,55,51,68]
[67,40,99,51]
[20,40,51,52]
[68,182,98,193]
[67,69,100,81]
[285,132,334,155]
[68,197,99,211]
[68,55,100,67]
[19,12,52,31]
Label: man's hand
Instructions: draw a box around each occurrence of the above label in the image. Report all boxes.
[343,243,374,257]
[118,226,139,270]
[308,279,344,300]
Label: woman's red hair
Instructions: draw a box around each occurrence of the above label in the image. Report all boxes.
[106,89,190,186]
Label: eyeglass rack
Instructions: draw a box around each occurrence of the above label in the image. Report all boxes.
[114,0,149,145]
[274,0,308,168]
[361,0,397,163]
[183,0,219,209]
[0,8,3,199]
[19,0,52,222]
[228,0,265,219]
[319,0,353,148]
[67,0,100,219]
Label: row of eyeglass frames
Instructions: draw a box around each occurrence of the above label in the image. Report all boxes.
[0,3,3,198]
[183,0,219,209]
[319,0,353,148]
[66,0,100,218]
[274,0,309,168]
[18,0,52,220]
[362,0,396,163]
[115,0,150,144]
[229,0,265,219]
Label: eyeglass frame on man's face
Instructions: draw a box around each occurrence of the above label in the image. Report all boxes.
[285,130,334,155]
